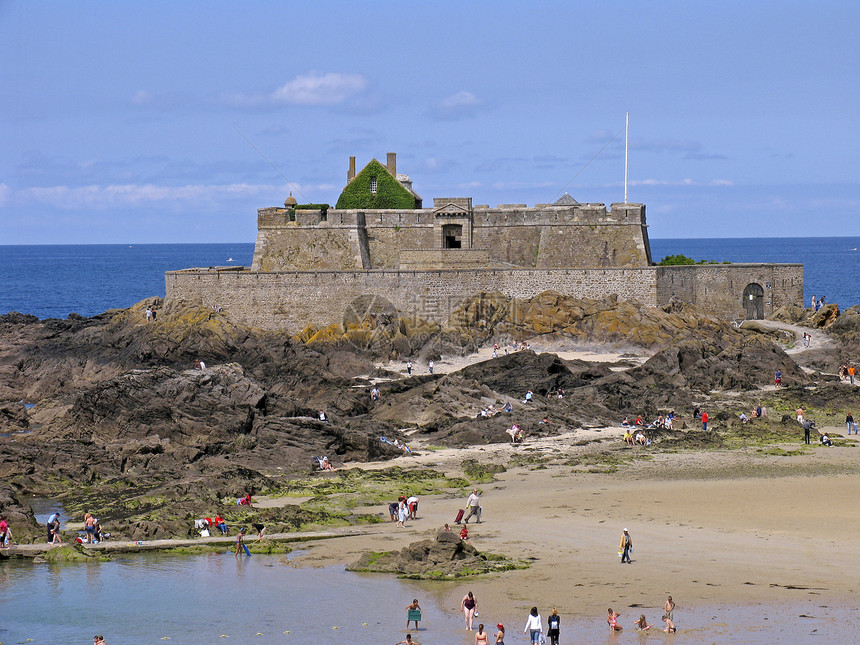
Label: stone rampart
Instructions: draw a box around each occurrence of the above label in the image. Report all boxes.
[656,264,803,319]
[166,267,658,333]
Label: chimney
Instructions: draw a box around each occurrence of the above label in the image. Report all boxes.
[386,152,396,176]
[348,156,356,182]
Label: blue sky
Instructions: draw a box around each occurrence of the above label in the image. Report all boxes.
[2,1,858,244]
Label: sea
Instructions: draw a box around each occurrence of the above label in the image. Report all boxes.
[0,238,859,319]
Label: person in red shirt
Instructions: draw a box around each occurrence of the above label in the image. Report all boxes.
[702,411,709,432]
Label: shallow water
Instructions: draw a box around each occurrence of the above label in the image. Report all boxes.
[0,552,856,644]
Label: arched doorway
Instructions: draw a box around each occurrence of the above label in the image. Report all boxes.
[743,283,764,319]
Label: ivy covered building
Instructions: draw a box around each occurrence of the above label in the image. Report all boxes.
[335,153,422,209]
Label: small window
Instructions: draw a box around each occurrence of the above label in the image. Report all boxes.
[370,177,378,194]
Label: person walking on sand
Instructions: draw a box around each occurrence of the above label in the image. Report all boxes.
[546,608,561,645]
[607,608,622,631]
[701,410,709,432]
[523,607,542,645]
[405,598,421,630]
[463,489,481,524]
[461,591,477,630]
[664,595,675,622]
[619,528,632,563]
[847,413,856,434]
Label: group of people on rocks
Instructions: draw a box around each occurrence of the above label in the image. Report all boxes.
[810,294,826,311]
[389,494,420,527]
[622,411,675,432]
[838,364,857,384]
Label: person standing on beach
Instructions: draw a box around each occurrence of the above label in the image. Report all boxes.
[803,420,814,444]
[405,598,421,630]
[619,528,633,563]
[494,623,505,645]
[397,496,408,528]
[664,595,675,621]
[474,624,490,645]
[847,413,856,434]
[701,410,709,432]
[523,607,542,645]
[463,489,481,524]
[233,527,247,557]
[461,591,477,630]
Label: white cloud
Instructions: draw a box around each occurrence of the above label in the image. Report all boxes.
[17,183,281,209]
[430,91,484,121]
[13,182,340,210]
[222,72,370,108]
[272,72,368,105]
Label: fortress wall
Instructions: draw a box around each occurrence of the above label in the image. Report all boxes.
[253,203,651,271]
[166,267,658,333]
[656,264,804,318]
[251,227,362,272]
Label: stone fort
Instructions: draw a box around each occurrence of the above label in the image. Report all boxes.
[165,153,803,332]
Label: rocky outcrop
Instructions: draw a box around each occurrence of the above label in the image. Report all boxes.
[347,529,528,579]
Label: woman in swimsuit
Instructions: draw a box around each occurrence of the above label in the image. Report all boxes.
[461,591,477,630]
[494,623,505,645]
[474,624,489,645]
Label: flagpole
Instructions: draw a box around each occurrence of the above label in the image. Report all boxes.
[624,112,629,203]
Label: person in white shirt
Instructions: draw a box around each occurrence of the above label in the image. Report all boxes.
[523,607,542,644]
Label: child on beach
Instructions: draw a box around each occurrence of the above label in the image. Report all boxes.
[607,608,622,631]
[395,634,419,645]
[634,615,652,630]
[405,599,421,629]
[662,615,677,632]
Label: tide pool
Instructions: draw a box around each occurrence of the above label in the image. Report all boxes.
[0,551,855,644]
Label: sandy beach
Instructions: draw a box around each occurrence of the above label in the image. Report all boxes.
[288,340,860,632]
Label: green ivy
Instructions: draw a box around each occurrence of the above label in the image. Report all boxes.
[657,254,729,265]
[335,159,417,209]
